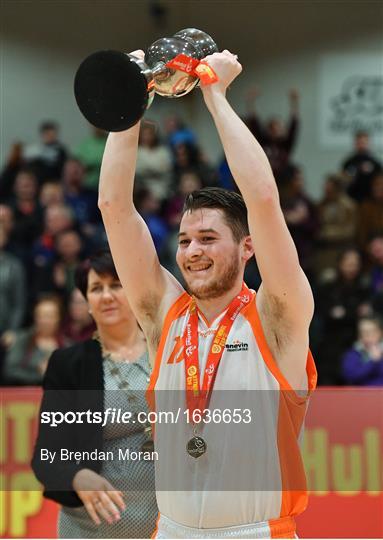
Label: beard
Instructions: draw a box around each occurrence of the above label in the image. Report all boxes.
[183,252,241,300]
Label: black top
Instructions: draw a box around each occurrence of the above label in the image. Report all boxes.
[343,151,382,202]
[31,339,104,507]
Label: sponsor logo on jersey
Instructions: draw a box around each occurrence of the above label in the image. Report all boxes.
[225,339,249,352]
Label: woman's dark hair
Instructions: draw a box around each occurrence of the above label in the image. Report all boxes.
[75,249,118,298]
[182,187,249,243]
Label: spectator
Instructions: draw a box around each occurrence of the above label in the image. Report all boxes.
[32,229,83,302]
[39,181,64,208]
[342,317,383,386]
[342,130,382,202]
[315,173,357,275]
[217,156,236,191]
[3,295,63,385]
[245,87,300,181]
[7,169,43,264]
[366,234,383,302]
[0,223,26,382]
[164,171,202,226]
[30,203,76,310]
[32,203,74,269]
[62,158,98,222]
[135,121,173,201]
[52,230,84,297]
[60,288,95,345]
[62,157,101,246]
[0,141,25,199]
[0,204,14,238]
[356,172,383,251]
[314,248,371,385]
[0,204,23,259]
[281,166,318,274]
[134,187,168,253]
[173,142,216,187]
[74,126,107,191]
[31,251,157,537]
[23,121,68,182]
[0,223,26,334]
[164,114,197,149]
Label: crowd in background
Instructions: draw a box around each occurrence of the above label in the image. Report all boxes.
[1,88,382,387]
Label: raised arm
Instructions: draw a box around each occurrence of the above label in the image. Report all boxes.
[284,88,300,153]
[98,100,183,348]
[201,52,314,386]
[244,85,264,142]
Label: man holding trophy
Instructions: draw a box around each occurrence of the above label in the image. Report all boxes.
[76,30,316,539]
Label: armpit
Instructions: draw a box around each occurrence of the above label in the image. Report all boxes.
[262,291,287,322]
[146,323,162,350]
[137,293,162,348]
[138,293,161,322]
[260,292,292,352]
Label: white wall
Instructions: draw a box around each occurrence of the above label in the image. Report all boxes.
[1,0,382,197]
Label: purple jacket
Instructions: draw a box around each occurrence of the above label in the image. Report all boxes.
[342,344,383,386]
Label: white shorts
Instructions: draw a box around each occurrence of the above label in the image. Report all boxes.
[154,514,297,539]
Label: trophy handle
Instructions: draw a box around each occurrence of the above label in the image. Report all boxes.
[174,29,218,58]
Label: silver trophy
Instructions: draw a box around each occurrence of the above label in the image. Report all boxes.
[74,28,218,132]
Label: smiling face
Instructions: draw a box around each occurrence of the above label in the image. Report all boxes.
[86,269,134,328]
[176,208,252,300]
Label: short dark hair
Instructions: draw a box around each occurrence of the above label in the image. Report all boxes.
[39,121,58,133]
[16,167,38,180]
[355,130,369,139]
[75,249,118,298]
[367,231,383,244]
[182,187,249,242]
[34,293,64,320]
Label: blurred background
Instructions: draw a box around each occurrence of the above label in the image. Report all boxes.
[2,0,383,194]
[0,0,382,537]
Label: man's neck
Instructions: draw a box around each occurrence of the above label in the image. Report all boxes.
[194,282,244,326]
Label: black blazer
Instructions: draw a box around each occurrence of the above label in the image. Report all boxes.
[31,339,105,507]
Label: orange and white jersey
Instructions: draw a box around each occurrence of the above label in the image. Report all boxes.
[148,291,317,533]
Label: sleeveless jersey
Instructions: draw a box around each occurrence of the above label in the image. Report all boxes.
[148,291,317,531]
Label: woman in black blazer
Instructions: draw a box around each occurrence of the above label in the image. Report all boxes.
[32,250,158,538]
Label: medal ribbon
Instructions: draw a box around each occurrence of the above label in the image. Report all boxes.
[183,283,252,421]
[165,54,219,85]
